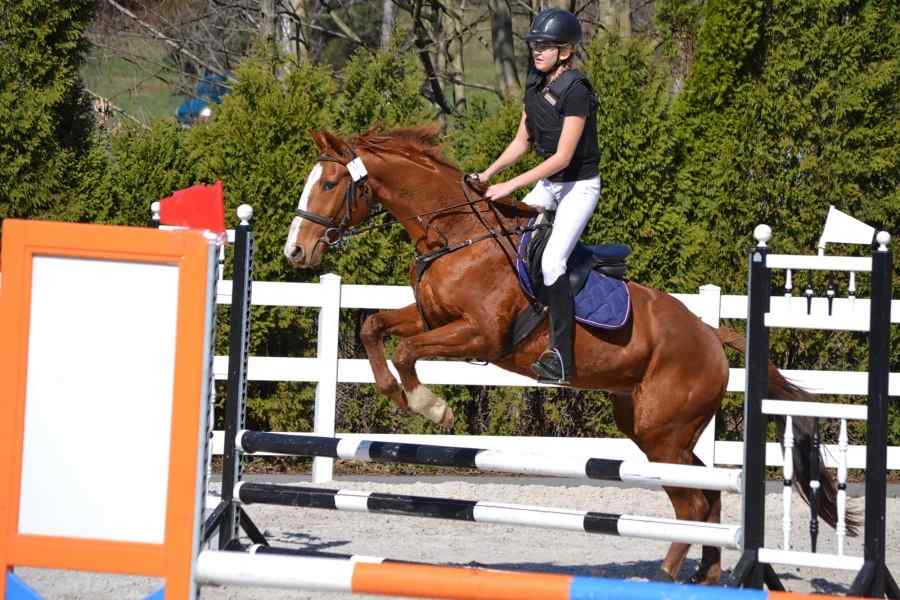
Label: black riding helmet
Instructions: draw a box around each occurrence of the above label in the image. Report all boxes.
[524,8,582,46]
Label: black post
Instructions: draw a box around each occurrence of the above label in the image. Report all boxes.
[149,201,160,228]
[216,207,259,549]
[731,228,783,590]
[850,234,897,598]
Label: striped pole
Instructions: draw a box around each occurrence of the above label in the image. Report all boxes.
[195,551,866,600]
[247,544,402,564]
[237,431,742,492]
[235,482,743,549]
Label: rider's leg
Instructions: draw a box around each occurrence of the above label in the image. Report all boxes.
[531,176,601,383]
[532,275,575,382]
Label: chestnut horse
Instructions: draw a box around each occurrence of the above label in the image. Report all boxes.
[283,124,850,584]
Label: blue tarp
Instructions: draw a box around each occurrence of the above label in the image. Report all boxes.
[175,72,228,125]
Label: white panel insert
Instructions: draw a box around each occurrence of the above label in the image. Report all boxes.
[18,256,180,544]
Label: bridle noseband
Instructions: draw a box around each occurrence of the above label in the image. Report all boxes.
[295,148,375,247]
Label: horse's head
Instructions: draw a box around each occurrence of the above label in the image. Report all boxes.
[283,130,376,268]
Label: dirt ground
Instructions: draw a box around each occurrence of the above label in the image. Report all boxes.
[16,476,899,599]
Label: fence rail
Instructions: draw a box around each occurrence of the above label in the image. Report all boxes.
[208,275,899,482]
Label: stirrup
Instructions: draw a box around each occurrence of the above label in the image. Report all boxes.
[531,348,570,385]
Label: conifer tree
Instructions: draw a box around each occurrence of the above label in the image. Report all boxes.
[0,0,96,220]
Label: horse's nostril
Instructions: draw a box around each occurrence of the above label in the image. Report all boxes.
[290,246,304,262]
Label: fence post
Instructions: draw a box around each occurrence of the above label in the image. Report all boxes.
[696,284,722,466]
[312,273,342,483]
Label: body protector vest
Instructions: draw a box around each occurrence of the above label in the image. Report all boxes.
[524,68,600,179]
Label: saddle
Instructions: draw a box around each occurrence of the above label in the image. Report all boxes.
[525,215,629,303]
[506,216,632,354]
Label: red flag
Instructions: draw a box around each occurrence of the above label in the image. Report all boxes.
[159,181,225,234]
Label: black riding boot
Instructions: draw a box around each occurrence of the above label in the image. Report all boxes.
[531,275,574,384]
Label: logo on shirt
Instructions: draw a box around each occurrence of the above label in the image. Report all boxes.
[543,92,558,106]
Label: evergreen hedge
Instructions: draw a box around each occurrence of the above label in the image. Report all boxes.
[2,0,898,444]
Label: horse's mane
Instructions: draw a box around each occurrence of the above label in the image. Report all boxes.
[351,123,460,173]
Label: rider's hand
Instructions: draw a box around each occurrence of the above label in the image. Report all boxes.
[484,181,517,201]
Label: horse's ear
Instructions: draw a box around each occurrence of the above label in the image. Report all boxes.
[320,129,352,158]
[309,129,327,152]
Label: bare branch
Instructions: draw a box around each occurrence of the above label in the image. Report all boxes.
[88,38,216,97]
[83,87,151,129]
[320,1,364,44]
[102,0,233,80]
[513,0,534,15]
[283,13,367,45]
[436,74,503,98]
[412,0,455,115]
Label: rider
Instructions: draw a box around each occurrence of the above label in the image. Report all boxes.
[476,8,601,385]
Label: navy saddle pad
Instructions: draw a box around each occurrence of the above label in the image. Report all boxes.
[515,224,631,330]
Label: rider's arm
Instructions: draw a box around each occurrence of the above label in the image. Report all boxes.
[479,112,530,181]
[502,115,585,190]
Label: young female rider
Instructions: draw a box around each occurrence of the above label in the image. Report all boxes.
[475,8,601,385]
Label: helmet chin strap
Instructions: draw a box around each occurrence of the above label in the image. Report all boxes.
[548,55,570,80]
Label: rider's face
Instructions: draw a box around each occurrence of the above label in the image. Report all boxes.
[531,43,571,72]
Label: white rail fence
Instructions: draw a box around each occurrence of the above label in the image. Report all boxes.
[210,275,900,483]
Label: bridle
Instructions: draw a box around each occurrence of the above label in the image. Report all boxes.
[294,147,539,262]
[294,147,378,247]
[293,144,544,330]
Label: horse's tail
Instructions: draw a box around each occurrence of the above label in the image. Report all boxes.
[715,326,860,536]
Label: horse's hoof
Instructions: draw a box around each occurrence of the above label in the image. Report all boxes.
[650,567,674,583]
[687,565,721,585]
[407,385,452,426]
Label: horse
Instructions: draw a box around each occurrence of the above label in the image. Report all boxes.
[282,123,854,584]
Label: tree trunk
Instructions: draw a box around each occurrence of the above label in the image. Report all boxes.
[431,2,445,79]
[289,0,309,62]
[412,0,454,115]
[451,0,466,109]
[260,0,276,48]
[550,0,577,11]
[597,0,632,37]
[488,0,519,97]
[381,0,394,48]
[278,8,295,60]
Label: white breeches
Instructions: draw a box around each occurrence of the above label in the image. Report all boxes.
[521,176,602,286]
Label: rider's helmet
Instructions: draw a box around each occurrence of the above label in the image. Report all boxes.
[524,8,582,46]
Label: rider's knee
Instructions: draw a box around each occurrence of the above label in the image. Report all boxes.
[541,256,567,287]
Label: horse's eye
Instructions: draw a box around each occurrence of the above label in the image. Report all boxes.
[322,181,337,192]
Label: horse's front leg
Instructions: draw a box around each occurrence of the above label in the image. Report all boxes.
[392,317,491,429]
[360,303,424,412]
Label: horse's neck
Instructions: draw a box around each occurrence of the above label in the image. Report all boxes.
[365,153,525,256]
[378,168,517,231]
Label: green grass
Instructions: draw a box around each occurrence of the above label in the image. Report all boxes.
[81,41,185,125]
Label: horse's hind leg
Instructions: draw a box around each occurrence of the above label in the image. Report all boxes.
[622,385,722,583]
[690,471,722,585]
[360,303,424,412]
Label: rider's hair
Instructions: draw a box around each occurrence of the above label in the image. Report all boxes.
[548,44,577,82]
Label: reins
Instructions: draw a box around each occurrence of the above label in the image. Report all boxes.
[297,146,547,332]
[299,151,538,255]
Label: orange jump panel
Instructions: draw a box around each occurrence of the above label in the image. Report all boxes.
[0,219,214,599]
